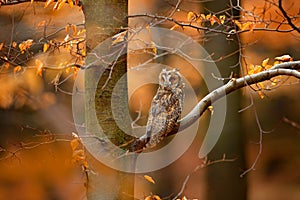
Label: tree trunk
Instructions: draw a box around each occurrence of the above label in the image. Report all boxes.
[202,1,248,200]
[82,0,134,199]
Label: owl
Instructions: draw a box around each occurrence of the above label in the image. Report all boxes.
[139,68,185,149]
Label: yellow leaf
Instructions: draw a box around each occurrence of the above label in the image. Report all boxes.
[233,20,242,30]
[65,67,71,74]
[200,14,206,20]
[13,66,22,74]
[206,13,212,20]
[208,105,214,115]
[35,59,44,76]
[149,41,157,55]
[187,11,197,21]
[219,15,226,24]
[77,28,86,36]
[258,82,265,89]
[31,0,34,3]
[170,24,179,30]
[262,58,269,67]
[81,49,86,56]
[144,175,155,184]
[43,43,50,52]
[271,78,279,86]
[234,21,255,31]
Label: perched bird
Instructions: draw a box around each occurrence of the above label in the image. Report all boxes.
[138,68,185,149]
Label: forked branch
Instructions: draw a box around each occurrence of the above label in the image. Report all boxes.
[132,61,300,151]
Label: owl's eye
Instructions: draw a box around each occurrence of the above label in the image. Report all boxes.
[169,76,177,83]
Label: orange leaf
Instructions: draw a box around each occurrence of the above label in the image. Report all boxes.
[73,66,79,79]
[145,195,161,200]
[144,175,155,184]
[258,91,265,99]
[14,66,22,74]
[12,42,17,48]
[57,0,66,10]
[19,39,33,53]
[4,62,10,69]
[35,59,44,76]
[44,0,54,8]
[65,25,69,34]
[68,0,73,7]
[31,0,34,3]
[275,54,293,62]
[37,20,46,27]
[70,138,80,151]
[210,15,220,25]
[71,24,77,36]
[0,43,3,51]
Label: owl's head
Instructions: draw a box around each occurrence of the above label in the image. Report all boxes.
[158,68,184,92]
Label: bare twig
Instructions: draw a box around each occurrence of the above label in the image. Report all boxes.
[173,154,236,200]
[278,0,300,33]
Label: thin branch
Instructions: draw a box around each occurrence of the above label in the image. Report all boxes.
[132,61,300,151]
[278,0,300,33]
[173,154,236,200]
[176,61,300,133]
[0,0,82,6]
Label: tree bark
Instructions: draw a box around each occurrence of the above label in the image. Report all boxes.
[202,1,248,200]
[82,0,134,199]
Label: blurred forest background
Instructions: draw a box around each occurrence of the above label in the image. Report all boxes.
[0,0,299,200]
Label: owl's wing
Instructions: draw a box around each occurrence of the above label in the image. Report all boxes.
[144,95,165,141]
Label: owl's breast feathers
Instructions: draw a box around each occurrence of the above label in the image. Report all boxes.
[144,88,184,148]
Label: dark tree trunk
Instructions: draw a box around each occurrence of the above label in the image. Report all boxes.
[82,0,134,199]
[202,1,248,200]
